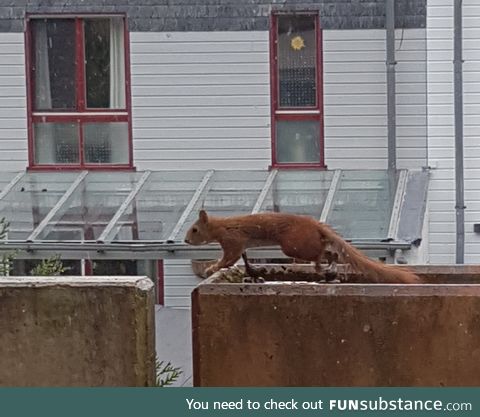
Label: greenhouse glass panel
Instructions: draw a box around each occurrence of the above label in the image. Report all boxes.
[177,171,270,240]
[110,171,207,241]
[0,172,22,195]
[36,172,143,241]
[259,170,333,218]
[0,172,80,240]
[326,170,398,240]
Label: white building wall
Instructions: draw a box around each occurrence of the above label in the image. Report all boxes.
[426,1,456,264]
[0,32,28,170]
[130,29,427,173]
[163,259,202,309]
[323,29,427,170]
[129,31,272,171]
[462,1,480,263]
[425,1,480,264]
[426,0,480,264]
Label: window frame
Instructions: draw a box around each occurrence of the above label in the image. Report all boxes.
[270,12,325,169]
[25,14,134,170]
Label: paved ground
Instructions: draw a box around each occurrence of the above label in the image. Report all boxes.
[155,306,193,387]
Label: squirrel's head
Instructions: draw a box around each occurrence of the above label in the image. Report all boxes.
[184,209,211,245]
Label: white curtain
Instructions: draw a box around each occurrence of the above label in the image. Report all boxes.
[109,17,125,109]
[34,20,52,109]
[108,18,126,164]
[33,20,55,164]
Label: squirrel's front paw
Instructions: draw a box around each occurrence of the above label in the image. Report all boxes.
[205,263,220,277]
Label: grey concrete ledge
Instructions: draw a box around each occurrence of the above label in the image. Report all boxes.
[1,276,154,290]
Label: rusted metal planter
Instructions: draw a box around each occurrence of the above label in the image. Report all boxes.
[192,265,480,387]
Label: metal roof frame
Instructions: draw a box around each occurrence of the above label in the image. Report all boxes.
[97,170,151,243]
[166,170,214,242]
[0,239,413,261]
[0,171,26,203]
[252,169,277,214]
[320,169,341,222]
[26,171,88,242]
[0,168,428,261]
[387,169,408,240]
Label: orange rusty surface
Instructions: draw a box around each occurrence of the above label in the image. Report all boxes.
[192,266,480,387]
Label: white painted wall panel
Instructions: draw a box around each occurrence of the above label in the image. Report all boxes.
[462,0,480,263]
[426,0,480,264]
[163,259,203,308]
[426,1,455,264]
[323,29,427,170]
[130,31,271,171]
[0,33,28,170]
[131,29,427,172]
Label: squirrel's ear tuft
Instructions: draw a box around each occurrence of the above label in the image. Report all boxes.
[199,209,208,223]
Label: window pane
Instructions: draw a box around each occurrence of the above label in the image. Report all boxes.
[85,18,125,109]
[276,120,320,163]
[31,19,76,110]
[277,15,317,108]
[34,123,79,164]
[83,122,129,164]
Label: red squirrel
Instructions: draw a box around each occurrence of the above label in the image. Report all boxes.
[184,210,420,284]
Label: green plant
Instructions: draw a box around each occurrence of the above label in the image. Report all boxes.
[29,254,69,276]
[0,217,15,276]
[155,356,182,387]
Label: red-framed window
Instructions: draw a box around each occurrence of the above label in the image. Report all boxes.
[270,13,324,168]
[25,15,133,170]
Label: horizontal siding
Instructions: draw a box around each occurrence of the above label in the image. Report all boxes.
[324,29,427,170]
[0,33,28,170]
[131,29,427,172]
[130,31,271,171]
[426,1,455,264]
[163,259,203,308]
[426,0,480,264]
[462,0,480,263]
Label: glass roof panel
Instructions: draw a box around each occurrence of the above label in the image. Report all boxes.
[0,172,80,240]
[111,171,208,241]
[0,169,427,250]
[36,172,144,241]
[177,170,270,240]
[260,170,334,217]
[0,172,22,195]
[326,170,398,240]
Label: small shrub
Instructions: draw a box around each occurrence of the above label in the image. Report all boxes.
[155,357,182,387]
[29,255,69,276]
[0,218,15,276]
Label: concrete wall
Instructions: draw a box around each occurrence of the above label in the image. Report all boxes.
[192,271,480,386]
[0,276,155,387]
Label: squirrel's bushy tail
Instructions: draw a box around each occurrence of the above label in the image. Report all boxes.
[318,223,420,284]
